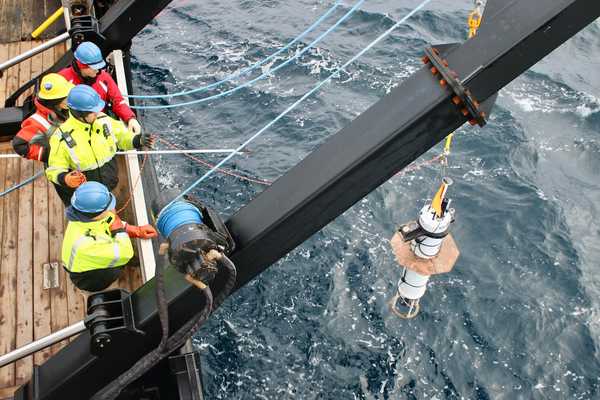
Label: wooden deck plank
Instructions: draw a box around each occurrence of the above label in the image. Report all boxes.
[0,384,18,400]
[30,40,45,79]
[41,43,70,354]
[48,182,69,354]
[4,43,20,107]
[29,0,44,42]
[40,40,55,92]
[32,161,52,365]
[27,40,45,101]
[0,154,8,387]
[54,40,66,62]
[0,156,20,388]
[0,44,8,104]
[16,42,32,107]
[65,278,86,333]
[130,266,143,294]
[43,0,66,40]
[20,0,34,43]
[0,0,11,43]
[15,158,34,385]
[64,160,86,329]
[4,0,21,43]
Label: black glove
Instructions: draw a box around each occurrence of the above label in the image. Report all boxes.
[133,133,155,149]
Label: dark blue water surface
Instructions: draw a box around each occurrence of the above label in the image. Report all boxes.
[131,1,600,398]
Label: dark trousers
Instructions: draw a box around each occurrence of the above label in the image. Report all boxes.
[52,182,75,207]
[67,267,124,292]
[51,161,120,207]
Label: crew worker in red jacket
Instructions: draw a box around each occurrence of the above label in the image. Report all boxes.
[59,41,142,135]
[12,73,74,162]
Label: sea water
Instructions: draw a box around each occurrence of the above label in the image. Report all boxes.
[131,1,600,398]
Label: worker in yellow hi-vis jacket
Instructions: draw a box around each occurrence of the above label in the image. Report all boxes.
[45,84,155,205]
[62,182,157,292]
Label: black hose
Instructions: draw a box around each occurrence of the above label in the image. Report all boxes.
[91,255,237,400]
[212,254,237,309]
[156,259,169,353]
[161,255,237,353]
[91,286,213,400]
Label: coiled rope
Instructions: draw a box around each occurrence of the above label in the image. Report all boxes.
[126,1,343,99]
[161,0,434,213]
[131,0,366,109]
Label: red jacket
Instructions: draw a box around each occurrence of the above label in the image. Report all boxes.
[59,67,136,122]
[12,99,57,161]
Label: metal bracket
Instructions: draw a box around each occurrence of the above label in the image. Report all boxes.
[169,350,205,400]
[86,289,145,356]
[398,220,451,242]
[42,262,61,289]
[185,196,236,254]
[69,15,106,49]
[423,46,487,127]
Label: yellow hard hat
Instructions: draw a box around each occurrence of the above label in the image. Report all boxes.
[38,73,74,100]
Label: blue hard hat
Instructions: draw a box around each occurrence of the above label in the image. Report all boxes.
[67,84,105,112]
[74,42,106,70]
[71,182,116,214]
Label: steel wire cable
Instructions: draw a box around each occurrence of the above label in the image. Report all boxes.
[131,0,366,109]
[0,170,44,198]
[126,1,343,99]
[161,0,434,212]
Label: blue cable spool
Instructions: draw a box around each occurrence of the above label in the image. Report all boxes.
[157,201,203,238]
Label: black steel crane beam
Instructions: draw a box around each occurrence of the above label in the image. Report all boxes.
[14,0,600,399]
[228,0,600,287]
[97,0,174,52]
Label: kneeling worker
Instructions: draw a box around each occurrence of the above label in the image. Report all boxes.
[62,182,158,292]
[46,84,154,205]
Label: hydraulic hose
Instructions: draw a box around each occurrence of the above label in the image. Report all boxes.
[91,286,213,400]
[91,255,237,400]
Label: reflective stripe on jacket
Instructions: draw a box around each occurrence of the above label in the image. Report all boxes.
[12,99,56,161]
[62,212,134,273]
[45,113,136,185]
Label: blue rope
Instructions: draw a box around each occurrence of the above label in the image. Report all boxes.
[162,0,433,213]
[131,0,366,110]
[0,170,44,198]
[126,1,343,99]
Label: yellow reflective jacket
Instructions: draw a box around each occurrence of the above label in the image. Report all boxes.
[46,113,137,185]
[62,212,134,274]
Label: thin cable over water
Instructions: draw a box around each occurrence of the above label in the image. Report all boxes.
[126,1,343,99]
[162,0,434,212]
[131,0,366,110]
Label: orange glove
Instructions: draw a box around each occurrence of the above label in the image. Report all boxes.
[109,214,125,233]
[125,224,158,239]
[64,171,87,188]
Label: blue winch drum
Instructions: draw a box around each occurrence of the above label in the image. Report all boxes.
[157,201,203,238]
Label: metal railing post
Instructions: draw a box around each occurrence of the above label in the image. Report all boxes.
[0,320,86,368]
[0,32,70,77]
